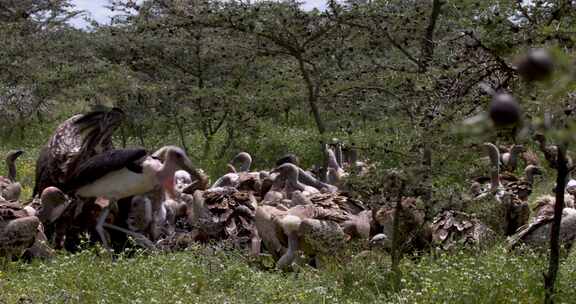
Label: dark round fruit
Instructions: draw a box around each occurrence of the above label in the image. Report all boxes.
[489,93,521,126]
[516,48,554,81]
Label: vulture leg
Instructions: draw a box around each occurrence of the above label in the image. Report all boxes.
[250,227,262,257]
[277,232,299,270]
[276,215,301,270]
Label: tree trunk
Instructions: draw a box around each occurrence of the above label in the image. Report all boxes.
[544,144,568,304]
[422,145,433,203]
[296,56,326,135]
[175,118,189,154]
[203,135,213,159]
[218,124,235,159]
[391,184,405,291]
[136,124,145,147]
[419,0,444,73]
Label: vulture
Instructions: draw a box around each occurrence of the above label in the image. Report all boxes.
[174,170,193,193]
[33,107,125,197]
[0,199,43,259]
[530,194,575,224]
[272,163,320,199]
[0,150,24,201]
[431,210,496,250]
[468,143,534,236]
[508,204,576,252]
[534,133,574,170]
[276,154,300,167]
[211,152,263,195]
[255,191,370,269]
[230,152,253,172]
[60,146,204,250]
[266,154,337,196]
[325,145,347,187]
[326,141,371,176]
[185,186,258,249]
[369,197,430,252]
[122,194,171,247]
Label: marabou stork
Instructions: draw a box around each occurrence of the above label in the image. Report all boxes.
[63,146,203,250]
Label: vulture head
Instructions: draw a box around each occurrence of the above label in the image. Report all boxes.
[174,170,192,193]
[276,154,300,167]
[5,149,24,182]
[6,149,24,163]
[38,186,69,225]
[230,152,252,172]
[272,163,300,184]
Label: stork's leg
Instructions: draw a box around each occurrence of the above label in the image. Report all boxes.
[95,206,112,251]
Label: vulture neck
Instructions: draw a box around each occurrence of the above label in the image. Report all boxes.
[485,143,501,192]
[6,156,17,182]
[298,168,337,193]
[335,143,343,167]
[286,171,305,192]
[239,159,251,172]
[327,148,342,171]
[506,145,523,170]
[270,174,285,191]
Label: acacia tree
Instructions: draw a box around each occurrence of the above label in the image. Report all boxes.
[160,0,352,137]
[97,0,261,162]
[0,0,92,139]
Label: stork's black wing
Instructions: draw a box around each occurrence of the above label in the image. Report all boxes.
[63,149,147,192]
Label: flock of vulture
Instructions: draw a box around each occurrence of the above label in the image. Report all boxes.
[1,107,576,269]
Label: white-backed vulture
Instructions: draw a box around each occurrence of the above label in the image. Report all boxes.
[0,150,24,201]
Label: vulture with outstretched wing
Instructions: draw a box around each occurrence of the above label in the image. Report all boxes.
[33,107,125,197]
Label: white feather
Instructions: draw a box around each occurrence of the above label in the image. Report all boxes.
[77,157,161,200]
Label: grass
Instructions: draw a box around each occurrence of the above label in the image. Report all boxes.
[2,245,576,304]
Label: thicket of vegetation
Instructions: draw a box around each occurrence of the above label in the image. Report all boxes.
[1,0,576,303]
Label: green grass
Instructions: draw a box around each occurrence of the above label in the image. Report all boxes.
[2,245,576,303]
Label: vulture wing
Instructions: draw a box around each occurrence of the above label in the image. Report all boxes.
[33,108,124,197]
